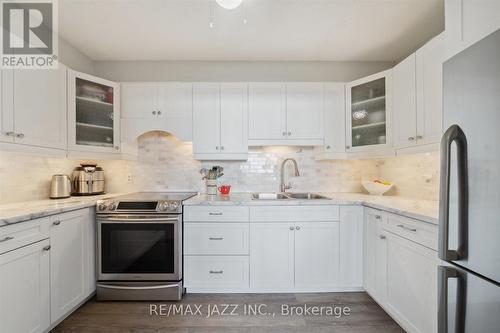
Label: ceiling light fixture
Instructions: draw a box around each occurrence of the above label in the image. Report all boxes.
[216,0,243,10]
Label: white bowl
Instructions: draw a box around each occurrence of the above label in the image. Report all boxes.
[362,181,394,196]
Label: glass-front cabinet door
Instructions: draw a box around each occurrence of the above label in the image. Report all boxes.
[68,70,120,153]
[345,70,392,152]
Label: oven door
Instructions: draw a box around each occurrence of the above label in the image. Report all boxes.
[97,214,181,281]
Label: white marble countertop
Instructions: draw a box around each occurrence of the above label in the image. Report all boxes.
[0,193,126,226]
[183,192,439,224]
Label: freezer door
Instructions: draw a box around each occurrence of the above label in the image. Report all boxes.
[440,28,500,283]
[438,264,500,333]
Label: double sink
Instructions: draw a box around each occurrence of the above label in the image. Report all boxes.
[251,192,330,200]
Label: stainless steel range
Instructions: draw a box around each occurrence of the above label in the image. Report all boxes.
[95,192,196,301]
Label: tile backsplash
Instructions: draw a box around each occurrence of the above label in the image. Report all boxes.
[0,131,440,204]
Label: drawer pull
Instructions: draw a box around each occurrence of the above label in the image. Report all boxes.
[209,212,223,216]
[43,245,51,251]
[379,234,386,240]
[397,224,417,232]
[0,236,14,242]
[53,220,61,226]
[375,215,381,219]
[208,237,224,241]
[209,270,224,274]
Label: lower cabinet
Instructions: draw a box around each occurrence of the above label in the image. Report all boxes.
[0,239,51,333]
[0,208,95,333]
[363,208,438,333]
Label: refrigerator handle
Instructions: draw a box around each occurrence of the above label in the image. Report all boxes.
[438,266,467,333]
[439,125,468,261]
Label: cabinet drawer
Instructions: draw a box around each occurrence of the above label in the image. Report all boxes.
[250,205,339,222]
[184,206,249,222]
[184,223,249,255]
[184,256,249,290]
[0,218,50,254]
[383,213,438,250]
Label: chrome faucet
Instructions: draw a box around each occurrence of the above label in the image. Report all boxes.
[279,158,300,192]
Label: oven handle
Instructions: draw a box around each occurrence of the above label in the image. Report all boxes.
[97,283,180,290]
[97,216,180,222]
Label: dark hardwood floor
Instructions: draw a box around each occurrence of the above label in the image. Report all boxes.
[52,292,403,333]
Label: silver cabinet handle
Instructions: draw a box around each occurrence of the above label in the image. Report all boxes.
[346,145,351,149]
[375,215,381,219]
[282,132,287,136]
[288,131,291,136]
[295,226,301,230]
[408,136,415,141]
[16,133,24,138]
[209,212,223,216]
[379,234,386,240]
[209,270,223,274]
[326,145,331,149]
[416,135,423,139]
[397,224,417,232]
[157,110,162,115]
[289,226,295,230]
[220,146,224,150]
[53,220,61,226]
[208,237,223,241]
[152,110,157,115]
[215,146,219,150]
[4,131,14,136]
[114,146,120,150]
[0,236,14,242]
[43,245,51,251]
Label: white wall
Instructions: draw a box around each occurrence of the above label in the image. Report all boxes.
[93,60,394,82]
[59,37,94,74]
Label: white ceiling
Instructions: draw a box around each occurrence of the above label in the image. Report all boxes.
[59,0,444,62]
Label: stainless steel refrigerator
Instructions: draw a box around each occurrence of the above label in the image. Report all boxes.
[439,28,500,332]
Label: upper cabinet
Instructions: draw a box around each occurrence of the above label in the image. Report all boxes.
[121,83,192,141]
[323,83,345,154]
[248,83,324,146]
[67,70,120,154]
[345,70,393,152]
[445,0,500,60]
[192,83,248,160]
[1,67,67,151]
[393,33,444,150]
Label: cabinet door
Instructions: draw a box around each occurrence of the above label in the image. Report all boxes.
[416,33,445,145]
[445,0,500,59]
[50,209,88,322]
[294,222,340,290]
[158,83,193,141]
[248,83,286,140]
[68,70,121,153]
[193,83,220,154]
[323,82,345,153]
[13,66,67,149]
[0,70,14,143]
[393,54,417,149]
[121,84,158,119]
[339,206,363,288]
[385,233,438,333]
[363,209,387,303]
[0,239,50,333]
[220,83,248,154]
[286,83,324,140]
[346,70,392,152]
[250,223,294,291]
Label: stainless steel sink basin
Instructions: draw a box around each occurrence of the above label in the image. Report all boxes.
[251,192,330,200]
[285,192,330,200]
[251,193,290,200]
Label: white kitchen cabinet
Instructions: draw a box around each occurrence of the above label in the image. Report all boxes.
[385,231,438,333]
[0,239,50,333]
[339,206,363,289]
[393,54,417,149]
[286,83,324,140]
[294,222,340,290]
[415,33,445,146]
[68,69,121,154]
[363,208,387,303]
[121,82,193,141]
[0,67,66,150]
[323,82,346,154]
[445,0,500,60]
[49,209,91,323]
[249,222,295,291]
[192,83,248,160]
[248,83,286,141]
[346,70,393,153]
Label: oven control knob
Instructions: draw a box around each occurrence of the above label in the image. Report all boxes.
[98,203,107,211]
[169,202,179,211]
[108,202,117,211]
[158,202,169,211]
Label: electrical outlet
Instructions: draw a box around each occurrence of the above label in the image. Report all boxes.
[126,174,133,183]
